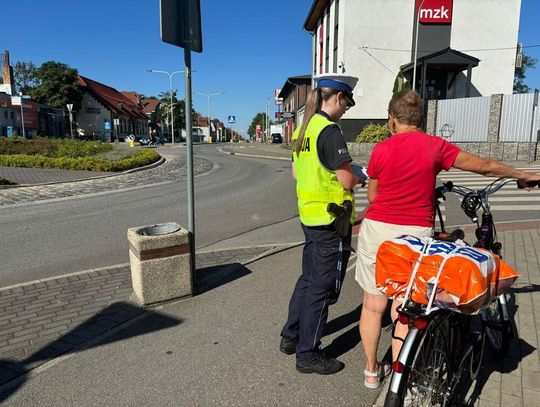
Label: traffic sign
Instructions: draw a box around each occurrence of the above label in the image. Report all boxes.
[104,121,111,130]
[275,112,283,119]
[228,115,236,123]
[160,0,203,52]
[282,112,294,118]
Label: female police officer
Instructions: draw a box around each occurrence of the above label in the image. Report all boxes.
[280,74,366,375]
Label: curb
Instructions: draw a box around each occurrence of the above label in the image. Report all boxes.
[0,243,302,292]
[0,156,166,189]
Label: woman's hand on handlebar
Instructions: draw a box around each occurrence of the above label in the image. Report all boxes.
[517,174,540,190]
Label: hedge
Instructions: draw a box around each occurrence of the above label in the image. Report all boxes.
[0,148,161,172]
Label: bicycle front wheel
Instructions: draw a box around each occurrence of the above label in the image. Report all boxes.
[481,296,511,356]
[385,317,451,407]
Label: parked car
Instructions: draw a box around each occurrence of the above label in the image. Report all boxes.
[271,133,283,144]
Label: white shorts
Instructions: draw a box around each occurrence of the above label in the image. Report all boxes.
[355,218,433,295]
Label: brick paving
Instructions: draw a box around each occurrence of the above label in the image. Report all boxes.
[0,244,286,387]
[0,154,213,206]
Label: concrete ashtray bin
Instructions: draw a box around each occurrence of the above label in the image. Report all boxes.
[127,222,192,306]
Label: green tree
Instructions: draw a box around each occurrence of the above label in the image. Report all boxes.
[13,61,39,95]
[155,91,199,140]
[514,52,537,94]
[32,61,83,110]
[247,112,269,137]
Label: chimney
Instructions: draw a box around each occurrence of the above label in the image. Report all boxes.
[1,50,15,95]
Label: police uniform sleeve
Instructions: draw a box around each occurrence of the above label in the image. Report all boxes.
[317,124,352,171]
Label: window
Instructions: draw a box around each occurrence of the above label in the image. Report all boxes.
[3,111,7,119]
[333,0,339,72]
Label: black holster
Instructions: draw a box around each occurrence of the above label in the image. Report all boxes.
[327,200,352,238]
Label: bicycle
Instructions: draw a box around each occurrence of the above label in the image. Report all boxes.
[383,177,532,406]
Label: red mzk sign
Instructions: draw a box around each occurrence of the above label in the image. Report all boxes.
[416,0,453,24]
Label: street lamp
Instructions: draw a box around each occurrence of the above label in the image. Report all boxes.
[18,92,25,138]
[412,0,427,93]
[147,69,184,144]
[195,92,223,142]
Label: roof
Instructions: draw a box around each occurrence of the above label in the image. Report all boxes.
[122,91,142,105]
[278,75,312,99]
[400,48,480,74]
[142,99,160,115]
[304,0,329,32]
[77,76,147,120]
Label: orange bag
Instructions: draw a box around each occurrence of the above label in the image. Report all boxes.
[375,235,519,314]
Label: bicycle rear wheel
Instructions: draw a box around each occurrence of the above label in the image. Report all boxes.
[481,296,511,356]
[384,318,451,407]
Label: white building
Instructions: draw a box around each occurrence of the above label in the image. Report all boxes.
[303,0,521,139]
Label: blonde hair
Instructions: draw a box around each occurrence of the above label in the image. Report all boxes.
[388,90,423,128]
[295,87,340,157]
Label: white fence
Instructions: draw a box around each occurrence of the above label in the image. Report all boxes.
[435,96,491,142]
[500,93,540,142]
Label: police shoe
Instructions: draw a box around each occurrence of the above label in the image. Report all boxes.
[296,352,345,375]
[279,336,298,355]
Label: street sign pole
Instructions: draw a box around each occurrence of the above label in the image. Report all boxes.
[160,0,202,291]
[183,4,196,288]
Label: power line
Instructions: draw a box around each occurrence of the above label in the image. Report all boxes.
[360,47,397,76]
[360,44,540,53]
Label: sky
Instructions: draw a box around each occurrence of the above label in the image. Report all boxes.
[3,0,539,136]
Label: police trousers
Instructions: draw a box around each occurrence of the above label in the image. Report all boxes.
[281,222,352,361]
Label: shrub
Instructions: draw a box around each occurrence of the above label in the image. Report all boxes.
[355,123,389,143]
[0,141,160,172]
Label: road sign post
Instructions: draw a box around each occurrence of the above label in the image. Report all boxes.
[160,0,203,288]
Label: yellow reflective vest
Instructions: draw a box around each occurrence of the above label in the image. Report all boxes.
[292,113,355,226]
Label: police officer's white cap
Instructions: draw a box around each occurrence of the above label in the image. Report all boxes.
[314,73,358,106]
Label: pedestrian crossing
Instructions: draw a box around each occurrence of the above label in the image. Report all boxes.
[353,165,540,218]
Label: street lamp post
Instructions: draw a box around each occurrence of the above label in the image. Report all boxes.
[147,69,184,144]
[195,92,223,142]
[413,0,427,93]
[18,92,25,138]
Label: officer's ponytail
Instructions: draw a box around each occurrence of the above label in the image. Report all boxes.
[295,87,339,157]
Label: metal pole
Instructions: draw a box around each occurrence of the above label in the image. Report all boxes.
[69,113,74,139]
[412,0,426,92]
[169,74,175,145]
[183,5,196,290]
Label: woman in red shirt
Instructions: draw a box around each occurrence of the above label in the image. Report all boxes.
[357,90,540,389]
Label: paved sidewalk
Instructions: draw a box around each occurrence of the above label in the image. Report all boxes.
[0,245,288,389]
[2,226,540,405]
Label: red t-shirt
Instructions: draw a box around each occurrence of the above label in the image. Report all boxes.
[365,131,461,227]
